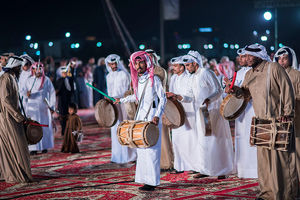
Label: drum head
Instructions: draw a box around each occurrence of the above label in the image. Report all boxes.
[26,121,43,145]
[95,99,118,127]
[162,98,185,128]
[154,66,166,83]
[221,95,248,120]
[144,122,159,147]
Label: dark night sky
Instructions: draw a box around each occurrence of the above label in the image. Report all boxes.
[1,0,300,60]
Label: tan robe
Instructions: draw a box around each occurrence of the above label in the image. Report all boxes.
[154,66,174,169]
[0,72,32,183]
[241,61,299,200]
[285,67,300,182]
[61,114,82,153]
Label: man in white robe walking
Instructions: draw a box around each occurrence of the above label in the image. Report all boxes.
[105,54,136,164]
[182,50,234,179]
[114,51,166,191]
[25,62,56,155]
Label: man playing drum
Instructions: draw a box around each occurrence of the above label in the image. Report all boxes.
[274,46,300,182]
[0,56,32,183]
[105,54,136,164]
[233,48,257,178]
[114,51,166,191]
[226,44,299,200]
[166,56,200,174]
[182,50,234,179]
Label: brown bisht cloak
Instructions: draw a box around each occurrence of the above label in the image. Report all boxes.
[0,72,32,183]
[61,113,82,153]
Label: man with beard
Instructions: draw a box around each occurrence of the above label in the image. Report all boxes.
[0,56,32,183]
[183,50,234,179]
[105,54,136,164]
[114,51,166,191]
[226,44,299,199]
[25,62,56,155]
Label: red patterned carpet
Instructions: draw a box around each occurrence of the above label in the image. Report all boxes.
[0,109,259,199]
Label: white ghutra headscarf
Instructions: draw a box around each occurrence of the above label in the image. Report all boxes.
[243,43,271,61]
[105,54,129,74]
[274,46,298,70]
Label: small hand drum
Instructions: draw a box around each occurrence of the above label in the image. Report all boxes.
[220,94,248,121]
[95,99,118,127]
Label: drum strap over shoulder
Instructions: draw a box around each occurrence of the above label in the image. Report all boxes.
[134,79,149,120]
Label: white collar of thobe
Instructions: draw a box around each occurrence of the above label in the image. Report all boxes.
[138,72,149,82]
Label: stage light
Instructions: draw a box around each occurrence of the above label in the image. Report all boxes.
[29,43,34,48]
[25,35,31,41]
[48,42,53,47]
[263,11,272,21]
[198,27,212,32]
[208,44,213,49]
[96,42,102,47]
[36,51,40,56]
[139,44,145,50]
[261,36,268,41]
[65,32,71,38]
[253,30,258,36]
[177,44,182,49]
[266,30,270,34]
[71,44,75,49]
[230,44,234,49]
[235,44,239,49]
[270,46,275,51]
[279,43,284,48]
[33,43,38,49]
[223,43,229,48]
[75,43,80,48]
[204,44,208,49]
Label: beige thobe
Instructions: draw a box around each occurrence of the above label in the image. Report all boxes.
[241,61,299,200]
[285,66,300,183]
[0,72,32,183]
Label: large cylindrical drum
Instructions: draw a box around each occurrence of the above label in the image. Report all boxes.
[95,99,118,127]
[117,120,159,148]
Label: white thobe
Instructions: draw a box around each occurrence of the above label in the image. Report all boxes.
[169,72,200,171]
[18,70,32,110]
[25,76,56,151]
[234,67,257,178]
[120,73,166,186]
[106,69,136,163]
[191,68,234,176]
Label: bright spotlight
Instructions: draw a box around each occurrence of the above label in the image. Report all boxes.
[270,46,275,51]
[235,44,239,49]
[33,43,38,49]
[263,11,272,21]
[253,30,258,36]
[204,44,208,49]
[223,43,229,48]
[208,44,213,49]
[71,44,75,49]
[139,44,145,50]
[177,44,183,49]
[261,36,268,41]
[96,42,102,47]
[29,43,34,48]
[25,35,31,41]
[266,30,270,34]
[48,42,53,47]
[65,32,71,38]
[230,44,234,49]
[279,43,284,48]
[75,43,80,48]
[36,51,40,56]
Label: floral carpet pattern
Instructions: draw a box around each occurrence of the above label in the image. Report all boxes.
[0,109,259,199]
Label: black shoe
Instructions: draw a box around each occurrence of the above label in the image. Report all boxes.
[193,173,209,178]
[138,184,156,191]
[42,149,48,154]
[30,151,37,155]
[170,170,184,174]
[217,175,227,180]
